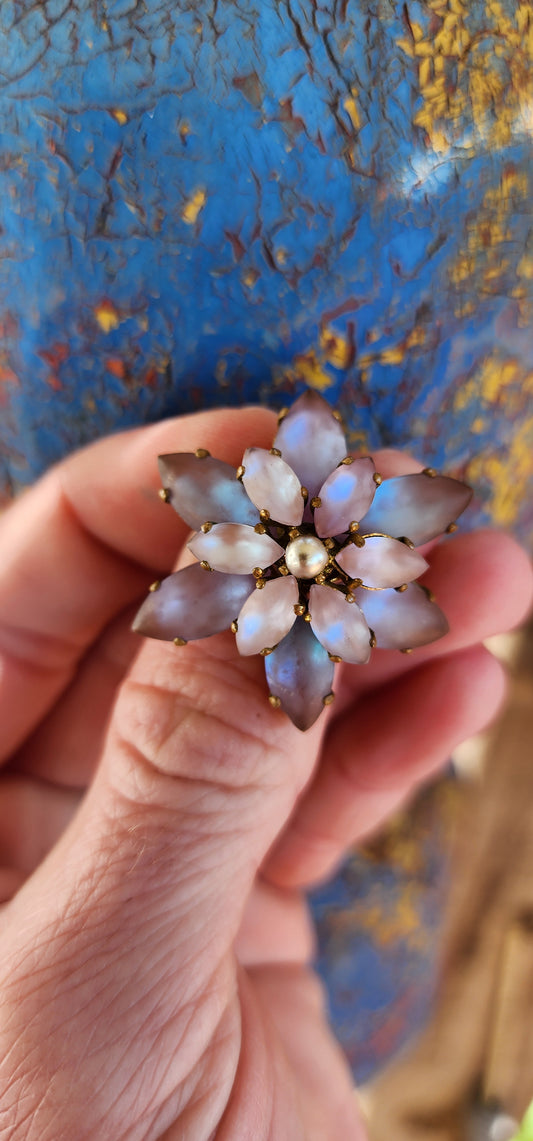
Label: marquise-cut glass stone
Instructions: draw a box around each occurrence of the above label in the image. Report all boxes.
[158,454,259,530]
[265,618,335,731]
[273,390,348,500]
[336,536,429,589]
[236,575,299,656]
[242,448,304,526]
[314,457,376,538]
[359,473,473,546]
[308,584,371,664]
[132,564,255,642]
[188,524,284,575]
[353,582,449,649]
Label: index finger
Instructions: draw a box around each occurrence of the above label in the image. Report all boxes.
[0,407,276,760]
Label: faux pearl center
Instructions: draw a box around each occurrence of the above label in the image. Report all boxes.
[285,536,329,580]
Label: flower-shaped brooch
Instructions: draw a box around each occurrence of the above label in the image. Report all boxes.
[133,391,472,730]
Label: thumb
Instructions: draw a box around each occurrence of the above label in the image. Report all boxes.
[0,590,324,1133]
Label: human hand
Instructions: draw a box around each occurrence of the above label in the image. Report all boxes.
[0,407,531,1141]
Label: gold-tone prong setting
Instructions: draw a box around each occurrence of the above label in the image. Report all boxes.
[304,612,312,622]
[401,647,414,655]
[328,653,342,663]
[400,536,415,549]
[173,636,188,647]
[324,538,335,550]
[373,472,383,486]
[300,485,309,501]
[231,621,238,634]
[349,577,363,589]
[446,522,458,533]
[340,455,354,465]
[278,563,290,576]
[260,646,275,656]
[200,561,213,572]
[323,691,335,706]
[149,580,161,592]
[288,527,300,540]
[423,467,437,478]
[369,630,377,649]
[254,522,267,534]
[277,406,289,423]
[352,533,365,548]
[396,583,408,593]
[201,521,214,533]
[253,567,264,579]
[236,465,245,481]
[269,694,282,709]
[270,447,282,457]
[158,488,171,503]
[315,572,327,585]
[259,508,271,522]
[195,448,210,459]
[349,521,359,533]
[310,496,321,510]
[294,603,306,616]
[255,579,266,589]
[345,593,356,604]
[332,409,343,422]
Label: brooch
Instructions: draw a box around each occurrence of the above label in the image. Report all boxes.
[133,391,472,730]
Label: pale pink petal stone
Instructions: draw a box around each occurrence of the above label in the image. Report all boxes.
[308,584,371,664]
[188,524,284,575]
[336,536,429,589]
[359,473,473,545]
[236,575,299,656]
[132,565,255,642]
[314,458,376,538]
[242,448,304,526]
[353,582,449,649]
[273,390,348,499]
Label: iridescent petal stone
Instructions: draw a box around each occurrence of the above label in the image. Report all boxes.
[133,388,473,730]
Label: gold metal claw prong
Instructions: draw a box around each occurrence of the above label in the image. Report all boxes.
[310,496,321,510]
[159,488,171,503]
[254,522,267,534]
[349,577,363,589]
[200,561,213,572]
[304,612,312,622]
[149,580,161,592]
[294,603,306,616]
[315,572,327,585]
[278,564,289,576]
[269,694,282,709]
[373,472,383,486]
[259,508,271,522]
[340,455,353,465]
[332,409,343,423]
[253,567,264,579]
[270,447,282,457]
[369,631,377,649]
[231,621,238,634]
[277,407,289,423]
[288,528,300,541]
[446,522,458,533]
[323,691,335,706]
[236,465,245,481]
[401,647,414,655]
[352,534,365,548]
[423,467,437,478]
[349,521,359,533]
[195,448,210,459]
[396,583,408,593]
[324,538,335,550]
[260,646,275,656]
[328,653,342,663]
[173,637,188,647]
[201,521,214,533]
[300,485,309,501]
[255,579,266,589]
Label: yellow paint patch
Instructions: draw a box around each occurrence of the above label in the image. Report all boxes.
[319,327,353,369]
[182,188,207,225]
[293,350,334,392]
[466,416,533,528]
[111,109,128,126]
[94,300,120,333]
[343,94,361,132]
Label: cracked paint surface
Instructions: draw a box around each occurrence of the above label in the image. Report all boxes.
[1,0,533,1082]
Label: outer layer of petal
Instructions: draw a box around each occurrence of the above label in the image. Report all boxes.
[308,584,371,664]
[158,453,259,530]
[314,458,376,538]
[336,536,429,589]
[242,449,304,526]
[188,524,284,575]
[265,618,335,731]
[132,564,255,642]
[273,391,348,499]
[359,472,473,545]
[236,575,299,656]
[353,582,449,649]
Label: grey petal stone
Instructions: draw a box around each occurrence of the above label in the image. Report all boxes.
[158,453,259,530]
[353,582,449,650]
[336,536,428,588]
[265,618,335,731]
[235,574,299,656]
[132,564,255,641]
[242,448,304,526]
[308,584,371,664]
[188,524,284,574]
[273,390,348,499]
[359,472,473,545]
[314,457,376,538]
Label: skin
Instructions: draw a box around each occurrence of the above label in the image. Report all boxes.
[0,406,531,1141]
